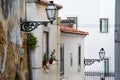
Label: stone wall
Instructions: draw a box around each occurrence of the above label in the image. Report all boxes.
[0,0,29,80]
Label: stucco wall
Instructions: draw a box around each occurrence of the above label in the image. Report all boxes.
[79,0,115,72]
[60,33,85,80]
[27,2,60,80]
[54,0,115,73]
[0,0,29,80]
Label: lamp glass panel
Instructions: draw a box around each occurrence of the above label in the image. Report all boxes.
[46,2,57,21]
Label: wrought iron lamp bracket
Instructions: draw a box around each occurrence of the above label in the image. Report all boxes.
[84,59,101,66]
[21,21,50,32]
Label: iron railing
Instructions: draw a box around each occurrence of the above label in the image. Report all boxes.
[84,71,115,80]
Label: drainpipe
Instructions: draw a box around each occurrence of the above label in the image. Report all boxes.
[27,33,33,80]
[0,45,7,74]
[24,1,33,80]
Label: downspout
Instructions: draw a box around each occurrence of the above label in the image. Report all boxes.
[25,1,33,80]
[27,34,33,80]
[0,45,7,74]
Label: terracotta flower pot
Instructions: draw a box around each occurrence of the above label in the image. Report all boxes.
[42,60,47,65]
[49,60,53,64]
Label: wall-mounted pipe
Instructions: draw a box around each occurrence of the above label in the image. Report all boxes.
[0,45,7,74]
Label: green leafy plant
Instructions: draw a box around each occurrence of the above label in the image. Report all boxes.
[42,53,48,65]
[27,33,38,49]
[49,50,56,64]
[49,54,55,60]
[43,53,48,61]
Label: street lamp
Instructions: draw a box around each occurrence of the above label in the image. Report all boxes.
[21,1,57,32]
[46,1,57,24]
[84,48,105,66]
[99,48,105,60]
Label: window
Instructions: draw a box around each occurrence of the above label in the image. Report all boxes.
[100,18,108,33]
[78,46,81,66]
[104,59,109,76]
[70,53,73,66]
[43,32,49,59]
[60,45,64,75]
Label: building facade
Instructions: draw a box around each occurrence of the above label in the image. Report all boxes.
[78,0,115,74]
[52,0,120,79]
[26,0,62,80]
[77,0,120,80]
[60,26,88,80]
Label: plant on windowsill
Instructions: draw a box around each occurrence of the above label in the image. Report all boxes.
[27,33,38,49]
[42,53,49,74]
[49,53,55,64]
[49,49,56,64]
[42,53,48,66]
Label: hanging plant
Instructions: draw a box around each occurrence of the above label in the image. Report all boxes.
[27,33,38,49]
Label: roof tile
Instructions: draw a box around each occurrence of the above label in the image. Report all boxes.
[60,26,89,35]
[37,0,63,9]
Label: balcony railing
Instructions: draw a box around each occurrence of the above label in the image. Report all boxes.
[84,71,115,80]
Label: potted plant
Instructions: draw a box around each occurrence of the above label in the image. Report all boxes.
[49,49,56,64]
[49,53,55,64]
[42,53,48,66]
[27,33,38,49]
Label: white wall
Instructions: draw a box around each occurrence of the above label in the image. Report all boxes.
[27,3,60,80]
[79,0,115,72]
[60,33,86,80]
[55,0,116,73]
[54,0,115,72]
